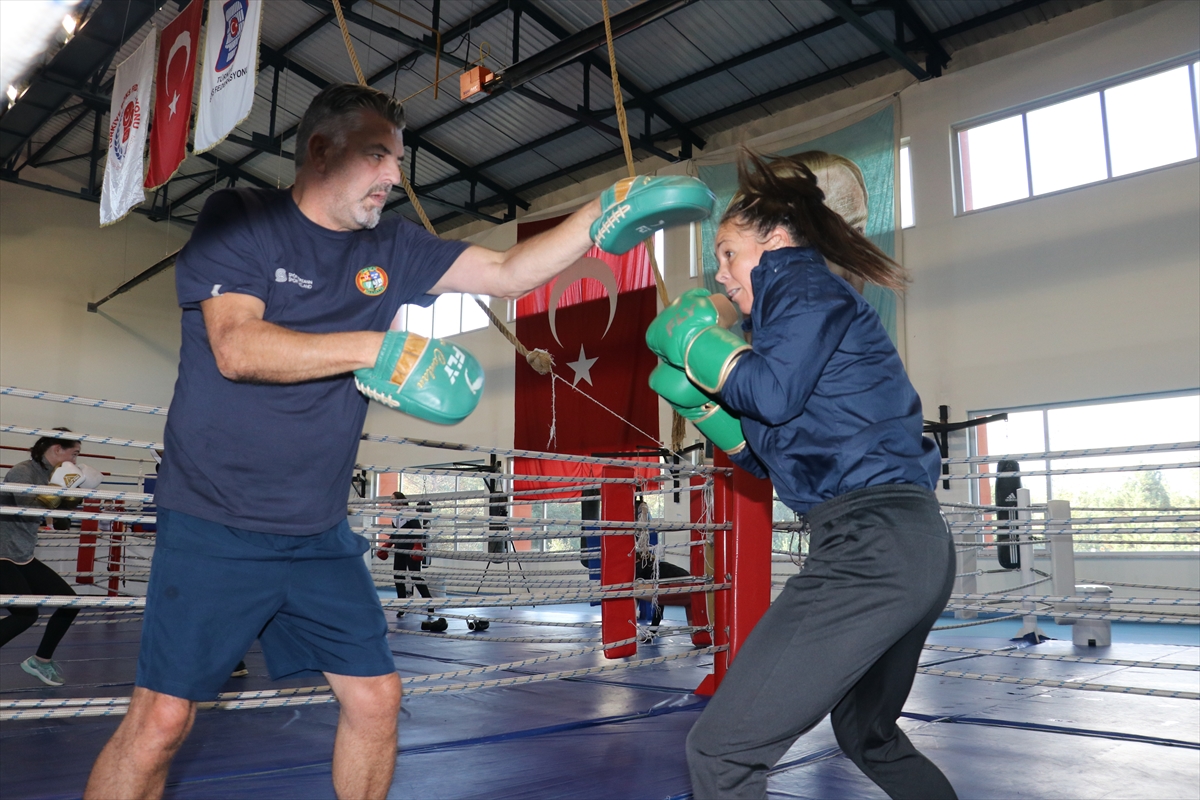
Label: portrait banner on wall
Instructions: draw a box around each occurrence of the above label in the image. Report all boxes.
[698,103,900,342]
[100,30,156,226]
[194,0,262,154]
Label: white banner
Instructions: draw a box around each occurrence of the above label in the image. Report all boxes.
[100,30,156,226]
[194,0,262,154]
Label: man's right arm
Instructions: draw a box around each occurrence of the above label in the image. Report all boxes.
[203,292,385,384]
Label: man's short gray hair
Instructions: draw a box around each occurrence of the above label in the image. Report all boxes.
[295,83,406,168]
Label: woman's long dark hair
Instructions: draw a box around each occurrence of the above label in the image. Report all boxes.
[30,427,78,465]
[720,149,908,291]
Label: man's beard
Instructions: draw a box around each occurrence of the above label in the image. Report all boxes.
[348,183,391,229]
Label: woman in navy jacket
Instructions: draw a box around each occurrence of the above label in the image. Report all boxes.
[648,151,955,800]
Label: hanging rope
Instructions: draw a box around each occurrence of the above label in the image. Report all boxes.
[600,0,686,451]
[330,0,552,375]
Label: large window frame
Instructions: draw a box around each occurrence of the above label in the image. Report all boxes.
[952,53,1200,216]
[966,390,1200,552]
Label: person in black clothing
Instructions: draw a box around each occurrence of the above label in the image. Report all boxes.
[632,500,694,628]
[378,494,444,630]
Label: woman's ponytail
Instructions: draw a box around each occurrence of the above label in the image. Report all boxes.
[721,149,908,291]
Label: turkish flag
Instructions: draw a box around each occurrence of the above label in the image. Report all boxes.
[145,0,202,189]
[513,217,660,494]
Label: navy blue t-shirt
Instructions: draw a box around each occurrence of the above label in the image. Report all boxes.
[155,188,469,534]
[721,247,940,514]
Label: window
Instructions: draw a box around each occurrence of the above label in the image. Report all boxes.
[955,60,1200,213]
[653,228,664,279]
[392,293,491,338]
[970,393,1199,551]
[899,139,915,229]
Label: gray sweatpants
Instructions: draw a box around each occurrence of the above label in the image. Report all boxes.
[686,484,957,799]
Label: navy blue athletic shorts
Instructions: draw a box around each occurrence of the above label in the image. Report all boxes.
[136,508,394,701]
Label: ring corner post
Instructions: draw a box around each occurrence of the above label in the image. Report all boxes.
[600,466,637,659]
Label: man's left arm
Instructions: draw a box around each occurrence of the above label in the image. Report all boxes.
[430,199,601,299]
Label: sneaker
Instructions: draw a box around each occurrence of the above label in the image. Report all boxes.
[230,661,249,678]
[21,656,64,687]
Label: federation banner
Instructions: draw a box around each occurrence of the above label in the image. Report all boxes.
[194,0,262,154]
[145,0,202,188]
[99,30,156,226]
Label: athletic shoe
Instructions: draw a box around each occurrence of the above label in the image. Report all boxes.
[21,656,64,687]
[230,661,249,678]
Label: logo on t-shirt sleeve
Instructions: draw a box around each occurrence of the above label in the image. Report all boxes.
[356,266,388,297]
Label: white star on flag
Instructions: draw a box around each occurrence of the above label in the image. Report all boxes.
[566,344,598,387]
[168,90,179,117]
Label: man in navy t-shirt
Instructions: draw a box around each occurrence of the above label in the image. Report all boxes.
[85,83,615,800]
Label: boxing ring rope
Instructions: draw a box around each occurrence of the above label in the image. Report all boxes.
[922,643,1200,670]
[4,386,1199,712]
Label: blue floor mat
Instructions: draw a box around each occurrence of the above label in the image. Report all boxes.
[1,604,1196,799]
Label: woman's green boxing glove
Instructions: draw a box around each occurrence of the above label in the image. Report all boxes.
[645,288,749,394]
[648,362,746,455]
[355,331,484,425]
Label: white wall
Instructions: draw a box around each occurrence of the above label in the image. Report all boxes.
[901,1,1200,422]
[0,178,188,454]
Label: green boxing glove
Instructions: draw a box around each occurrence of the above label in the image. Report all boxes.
[645,288,749,394]
[649,362,746,455]
[355,331,484,425]
[590,175,715,255]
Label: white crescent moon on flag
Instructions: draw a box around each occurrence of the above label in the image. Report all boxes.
[547,257,619,348]
[168,30,191,79]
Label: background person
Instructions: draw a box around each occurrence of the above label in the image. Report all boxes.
[1,429,102,686]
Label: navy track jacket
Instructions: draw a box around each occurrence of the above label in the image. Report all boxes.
[720,247,940,514]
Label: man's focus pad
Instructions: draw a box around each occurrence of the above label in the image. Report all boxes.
[591,176,715,255]
[645,288,724,366]
[355,331,484,425]
[649,363,746,455]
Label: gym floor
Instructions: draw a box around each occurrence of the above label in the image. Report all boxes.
[1,603,1197,800]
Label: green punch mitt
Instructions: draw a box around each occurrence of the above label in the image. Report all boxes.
[649,362,746,455]
[355,331,484,425]
[590,175,715,255]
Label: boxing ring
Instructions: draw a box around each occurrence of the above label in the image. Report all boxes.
[1,385,1197,799]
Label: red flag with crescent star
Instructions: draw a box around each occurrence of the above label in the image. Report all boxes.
[513,216,660,494]
[145,0,202,189]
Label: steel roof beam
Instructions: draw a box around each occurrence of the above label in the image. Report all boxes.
[21,107,92,169]
[164,0,515,218]
[514,0,704,151]
[821,0,928,80]
[890,0,950,77]
[408,0,697,145]
[512,86,679,163]
[440,51,894,224]
[0,0,167,163]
